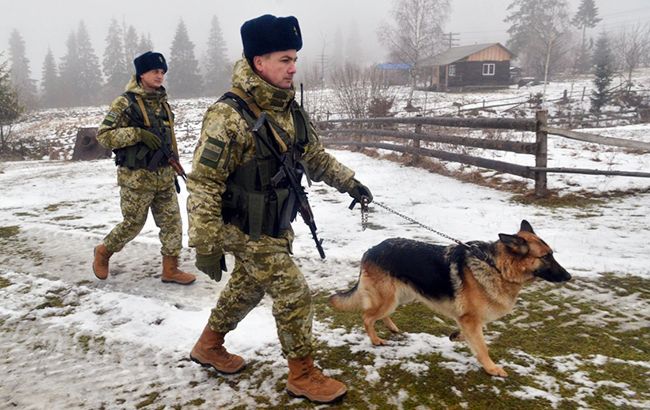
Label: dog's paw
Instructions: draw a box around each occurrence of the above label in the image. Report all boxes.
[371,338,388,346]
[485,365,508,378]
[449,330,465,342]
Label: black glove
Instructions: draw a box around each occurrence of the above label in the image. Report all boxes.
[348,179,373,204]
[195,251,226,282]
[138,129,161,151]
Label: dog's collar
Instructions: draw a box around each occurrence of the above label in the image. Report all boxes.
[467,244,501,274]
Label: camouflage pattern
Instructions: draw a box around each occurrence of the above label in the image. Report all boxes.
[98,76,183,256]
[187,58,359,358]
[209,228,312,359]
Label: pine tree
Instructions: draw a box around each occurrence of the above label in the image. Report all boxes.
[0,54,24,154]
[76,21,103,106]
[505,0,571,79]
[102,18,129,101]
[58,30,79,106]
[203,15,229,96]
[8,29,37,109]
[590,32,613,114]
[136,33,154,56]
[572,0,602,73]
[168,19,202,98]
[123,24,139,73]
[40,48,61,108]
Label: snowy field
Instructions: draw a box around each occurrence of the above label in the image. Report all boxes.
[1,77,649,409]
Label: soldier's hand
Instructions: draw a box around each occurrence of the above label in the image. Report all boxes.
[138,129,161,151]
[195,252,225,282]
[348,178,373,204]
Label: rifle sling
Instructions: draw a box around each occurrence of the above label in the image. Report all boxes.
[229,87,288,153]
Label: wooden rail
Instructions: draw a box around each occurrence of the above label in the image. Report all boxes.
[319,111,649,197]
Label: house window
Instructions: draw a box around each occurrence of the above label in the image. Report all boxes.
[448,64,456,77]
[482,63,495,76]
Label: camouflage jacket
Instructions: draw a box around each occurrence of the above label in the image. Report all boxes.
[187,58,357,255]
[97,76,176,191]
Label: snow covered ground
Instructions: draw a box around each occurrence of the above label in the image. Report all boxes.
[1,77,649,408]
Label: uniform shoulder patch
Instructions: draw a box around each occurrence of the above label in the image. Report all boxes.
[101,111,119,127]
[199,137,228,169]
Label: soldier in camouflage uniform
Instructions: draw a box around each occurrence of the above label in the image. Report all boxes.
[92,51,196,285]
[186,15,372,404]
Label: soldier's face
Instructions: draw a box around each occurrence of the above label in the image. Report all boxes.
[254,50,297,89]
[140,69,166,91]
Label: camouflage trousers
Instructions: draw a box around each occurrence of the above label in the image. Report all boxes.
[209,241,313,359]
[103,184,183,257]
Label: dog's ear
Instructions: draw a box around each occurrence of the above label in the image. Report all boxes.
[520,220,535,234]
[499,233,529,255]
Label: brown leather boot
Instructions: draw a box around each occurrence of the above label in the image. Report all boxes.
[286,356,347,403]
[161,255,196,285]
[92,243,113,280]
[189,324,245,374]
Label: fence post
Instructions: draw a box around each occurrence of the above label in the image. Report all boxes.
[412,114,422,162]
[535,110,548,197]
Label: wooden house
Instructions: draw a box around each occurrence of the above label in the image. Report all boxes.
[421,43,514,92]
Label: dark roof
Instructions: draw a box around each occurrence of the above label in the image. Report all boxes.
[421,43,513,67]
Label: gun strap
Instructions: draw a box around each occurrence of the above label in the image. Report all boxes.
[160,100,178,156]
[133,94,151,127]
[229,87,288,153]
[132,93,179,158]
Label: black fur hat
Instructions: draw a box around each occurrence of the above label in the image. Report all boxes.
[240,14,302,60]
[133,51,168,77]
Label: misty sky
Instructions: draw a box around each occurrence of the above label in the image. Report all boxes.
[2,0,649,82]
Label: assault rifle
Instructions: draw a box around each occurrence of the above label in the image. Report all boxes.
[123,109,187,192]
[252,113,326,259]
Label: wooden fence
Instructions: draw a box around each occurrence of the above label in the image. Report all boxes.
[317,111,650,197]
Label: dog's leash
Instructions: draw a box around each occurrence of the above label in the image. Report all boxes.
[352,199,501,273]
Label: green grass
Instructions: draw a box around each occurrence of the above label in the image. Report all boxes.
[221,274,649,409]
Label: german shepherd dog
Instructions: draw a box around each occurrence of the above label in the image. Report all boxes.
[329,220,571,377]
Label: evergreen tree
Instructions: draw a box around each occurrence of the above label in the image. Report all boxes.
[136,33,154,56]
[203,15,229,96]
[102,18,129,100]
[123,24,139,73]
[40,47,61,108]
[505,0,571,79]
[58,30,79,106]
[168,19,202,98]
[572,0,602,73]
[590,32,614,114]
[8,29,37,109]
[0,54,24,154]
[76,21,103,105]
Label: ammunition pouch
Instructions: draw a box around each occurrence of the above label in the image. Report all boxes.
[114,91,175,171]
[218,92,312,240]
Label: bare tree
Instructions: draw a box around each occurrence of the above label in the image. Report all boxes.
[331,63,393,119]
[614,23,650,90]
[378,0,450,104]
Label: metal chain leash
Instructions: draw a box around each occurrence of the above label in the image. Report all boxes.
[359,200,501,273]
[369,201,467,247]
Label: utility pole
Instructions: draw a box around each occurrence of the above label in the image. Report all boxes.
[446,32,460,49]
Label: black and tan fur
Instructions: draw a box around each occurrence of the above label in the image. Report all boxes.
[329,220,571,377]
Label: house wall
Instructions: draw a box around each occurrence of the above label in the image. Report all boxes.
[445,60,510,88]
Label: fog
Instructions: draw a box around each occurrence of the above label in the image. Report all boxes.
[2,0,649,81]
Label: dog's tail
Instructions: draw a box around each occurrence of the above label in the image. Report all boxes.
[329,280,362,312]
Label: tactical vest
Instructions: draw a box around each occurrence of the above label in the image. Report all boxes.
[219,90,312,240]
[113,91,175,171]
